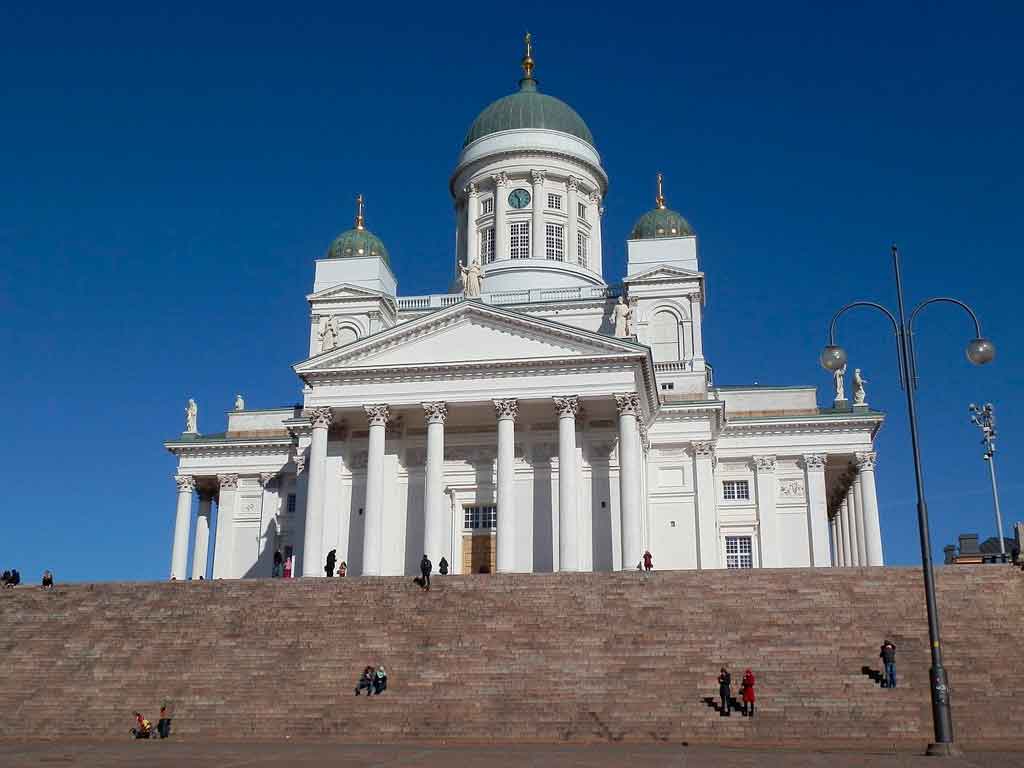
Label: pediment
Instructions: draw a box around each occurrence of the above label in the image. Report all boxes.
[306,283,391,303]
[624,265,704,283]
[296,301,645,372]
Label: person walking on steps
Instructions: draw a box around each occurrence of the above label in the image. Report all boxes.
[741,669,755,716]
[718,667,732,716]
[880,639,897,689]
[272,550,283,577]
[438,556,449,576]
[642,550,653,571]
[325,549,337,578]
[420,555,432,590]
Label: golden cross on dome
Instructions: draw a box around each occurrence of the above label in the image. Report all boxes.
[355,194,365,230]
[656,172,666,209]
[521,31,535,80]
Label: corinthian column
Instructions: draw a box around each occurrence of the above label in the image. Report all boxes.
[192,488,214,580]
[803,454,831,567]
[423,402,448,563]
[590,190,603,274]
[302,407,332,577]
[492,172,509,260]
[692,441,719,569]
[566,177,579,266]
[839,495,853,566]
[554,395,580,571]
[615,393,642,569]
[171,475,195,579]
[362,404,390,575]
[465,183,479,265]
[857,451,884,565]
[754,456,778,567]
[850,470,868,566]
[531,170,546,260]
[494,399,519,572]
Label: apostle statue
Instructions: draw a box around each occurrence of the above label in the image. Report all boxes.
[610,296,633,337]
[459,261,483,298]
[852,368,868,406]
[185,398,198,434]
[234,393,245,411]
[319,316,338,353]
[833,363,847,402]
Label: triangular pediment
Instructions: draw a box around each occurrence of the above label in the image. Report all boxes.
[624,265,704,283]
[306,283,392,302]
[295,301,646,372]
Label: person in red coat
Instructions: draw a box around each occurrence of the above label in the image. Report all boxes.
[741,669,756,717]
[642,550,653,571]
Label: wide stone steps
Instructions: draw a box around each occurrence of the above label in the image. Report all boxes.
[0,567,1019,746]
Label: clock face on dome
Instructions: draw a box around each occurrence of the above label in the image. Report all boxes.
[508,188,531,209]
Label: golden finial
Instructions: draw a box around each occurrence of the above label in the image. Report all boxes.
[354,193,365,230]
[521,31,535,81]
[655,172,666,209]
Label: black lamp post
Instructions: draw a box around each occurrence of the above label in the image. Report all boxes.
[820,245,994,756]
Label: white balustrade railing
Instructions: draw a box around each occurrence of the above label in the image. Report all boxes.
[396,285,615,313]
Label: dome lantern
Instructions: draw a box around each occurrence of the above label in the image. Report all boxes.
[325,194,390,267]
[630,173,695,240]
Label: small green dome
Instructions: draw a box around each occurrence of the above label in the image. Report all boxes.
[464,78,594,148]
[630,207,695,239]
[326,227,390,266]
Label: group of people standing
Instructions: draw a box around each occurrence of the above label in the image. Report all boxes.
[717,667,756,717]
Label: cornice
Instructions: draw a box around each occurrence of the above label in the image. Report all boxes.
[165,437,293,459]
[722,413,884,437]
[450,147,608,199]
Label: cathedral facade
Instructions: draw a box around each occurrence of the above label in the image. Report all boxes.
[166,42,884,579]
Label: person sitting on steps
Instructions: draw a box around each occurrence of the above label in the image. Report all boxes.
[355,666,375,696]
[373,665,388,695]
[130,712,152,738]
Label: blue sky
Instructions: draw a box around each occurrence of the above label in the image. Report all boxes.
[1,2,1021,582]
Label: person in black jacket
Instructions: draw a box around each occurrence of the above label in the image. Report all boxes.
[420,555,432,591]
[718,667,732,716]
[880,639,897,689]
[438,556,449,576]
[325,549,337,578]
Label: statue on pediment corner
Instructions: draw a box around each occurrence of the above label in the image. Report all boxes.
[460,261,483,298]
[184,398,198,434]
[610,296,633,337]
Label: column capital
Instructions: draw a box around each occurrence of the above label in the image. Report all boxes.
[692,440,716,458]
[174,475,196,493]
[309,406,333,430]
[423,401,448,425]
[465,182,479,197]
[638,420,650,454]
[530,169,546,185]
[855,451,877,471]
[588,189,602,205]
[493,399,519,421]
[803,453,828,472]
[614,392,641,417]
[364,404,390,426]
[217,473,239,490]
[754,455,777,473]
[492,171,510,188]
[259,472,277,489]
[566,175,580,192]
[553,395,580,419]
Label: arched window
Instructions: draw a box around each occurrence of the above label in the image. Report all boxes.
[336,327,358,346]
[650,311,681,362]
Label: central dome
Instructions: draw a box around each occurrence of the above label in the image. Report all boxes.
[463,80,594,148]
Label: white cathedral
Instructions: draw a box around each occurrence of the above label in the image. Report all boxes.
[166,40,885,580]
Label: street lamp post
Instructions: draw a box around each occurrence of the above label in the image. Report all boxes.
[968,403,1005,557]
[820,245,994,757]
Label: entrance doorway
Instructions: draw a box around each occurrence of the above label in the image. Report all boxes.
[461,504,496,574]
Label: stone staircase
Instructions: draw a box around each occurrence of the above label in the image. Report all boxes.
[0,566,1019,747]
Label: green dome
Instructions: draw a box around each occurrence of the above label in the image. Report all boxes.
[463,79,594,148]
[630,207,695,240]
[326,227,390,267]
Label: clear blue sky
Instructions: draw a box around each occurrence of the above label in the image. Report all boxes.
[1,2,1021,582]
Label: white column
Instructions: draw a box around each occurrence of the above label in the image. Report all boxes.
[851,472,868,566]
[423,402,448,562]
[803,454,831,567]
[465,183,479,266]
[754,456,778,567]
[212,474,238,578]
[302,407,332,577]
[857,451,884,566]
[829,513,839,567]
[531,170,546,260]
[492,172,508,260]
[494,399,519,572]
[839,495,853,566]
[192,489,213,580]
[692,441,719,568]
[362,404,389,575]
[554,395,580,571]
[567,177,579,267]
[689,293,705,366]
[589,189,603,275]
[615,393,642,569]
[171,475,195,579]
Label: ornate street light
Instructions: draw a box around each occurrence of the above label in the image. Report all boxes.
[820,245,994,757]
[968,403,1005,557]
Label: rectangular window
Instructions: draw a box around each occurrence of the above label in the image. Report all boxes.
[545,223,564,261]
[577,232,589,267]
[463,505,497,530]
[480,197,494,215]
[725,536,754,569]
[660,382,675,391]
[509,222,530,259]
[722,480,750,501]
[547,193,562,210]
[481,227,495,263]
[286,494,296,514]
[577,202,587,220]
